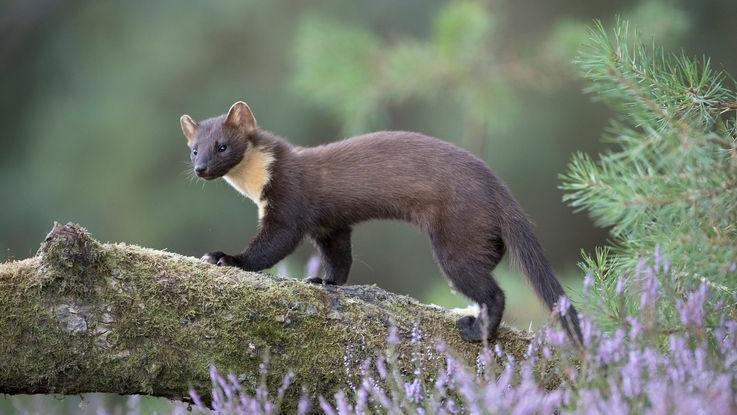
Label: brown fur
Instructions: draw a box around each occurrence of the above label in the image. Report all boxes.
[180,102,583,344]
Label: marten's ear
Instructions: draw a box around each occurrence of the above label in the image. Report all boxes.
[180,115,199,145]
[224,101,257,132]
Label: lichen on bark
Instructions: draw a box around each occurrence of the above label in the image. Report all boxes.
[0,223,533,405]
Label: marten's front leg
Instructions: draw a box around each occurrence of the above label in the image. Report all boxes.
[305,227,352,285]
[202,213,304,271]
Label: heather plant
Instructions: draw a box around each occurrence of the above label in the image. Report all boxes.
[186,254,737,414]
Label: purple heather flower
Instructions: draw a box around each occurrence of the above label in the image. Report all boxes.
[188,388,205,410]
[597,328,625,365]
[387,326,399,345]
[676,282,707,329]
[583,273,594,294]
[580,316,596,347]
[639,266,660,309]
[333,390,350,415]
[297,393,312,415]
[404,378,422,403]
[318,396,338,415]
[355,387,368,415]
[545,326,567,347]
[615,276,625,295]
[277,371,294,403]
[305,255,322,278]
[619,350,643,398]
[558,295,571,316]
[411,321,422,344]
[494,343,503,358]
[625,316,642,339]
[375,357,387,380]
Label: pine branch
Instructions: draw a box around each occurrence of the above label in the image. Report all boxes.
[562,20,737,329]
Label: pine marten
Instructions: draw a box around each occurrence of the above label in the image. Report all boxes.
[179,101,582,343]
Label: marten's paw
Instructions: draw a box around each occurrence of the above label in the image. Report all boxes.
[201,251,240,267]
[201,251,226,264]
[215,255,240,267]
[456,316,483,342]
[304,276,338,285]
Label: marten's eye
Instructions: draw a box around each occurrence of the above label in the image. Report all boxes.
[218,144,227,153]
[192,148,198,156]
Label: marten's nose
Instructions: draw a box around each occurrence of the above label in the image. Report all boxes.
[195,165,207,175]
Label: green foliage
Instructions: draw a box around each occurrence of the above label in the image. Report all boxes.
[562,20,737,329]
[433,1,494,62]
[292,0,515,142]
[626,0,690,41]
[543,0,690,70]
[293,16,383,133]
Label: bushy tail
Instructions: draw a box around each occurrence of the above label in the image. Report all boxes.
[501,214,583,348]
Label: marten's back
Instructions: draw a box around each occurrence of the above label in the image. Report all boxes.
[296,131,504,229]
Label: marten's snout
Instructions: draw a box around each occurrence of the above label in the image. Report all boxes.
[194,164,212,180]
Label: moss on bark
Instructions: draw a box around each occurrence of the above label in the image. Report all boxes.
[0,223,532,405]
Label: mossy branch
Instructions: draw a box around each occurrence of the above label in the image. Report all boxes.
[0,223,532,405]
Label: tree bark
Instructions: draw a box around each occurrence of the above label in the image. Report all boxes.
[0,223,532,405]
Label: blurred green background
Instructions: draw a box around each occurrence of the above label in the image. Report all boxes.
[2,0,736,330]
[2,0,736,413]
[3,0,737,326]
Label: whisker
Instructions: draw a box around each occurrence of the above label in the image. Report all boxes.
[180,168,197,184]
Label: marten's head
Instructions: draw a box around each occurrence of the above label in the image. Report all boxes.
[179,101,258,180]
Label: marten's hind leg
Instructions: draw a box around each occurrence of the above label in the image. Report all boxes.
[305,227,352,285]
[432,232,506,342]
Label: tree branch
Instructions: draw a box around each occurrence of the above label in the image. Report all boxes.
[0,223,532,405]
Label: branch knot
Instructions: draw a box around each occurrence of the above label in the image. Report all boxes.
[38,222,102,282]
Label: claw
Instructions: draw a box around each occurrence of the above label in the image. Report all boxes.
[217,256,236,267]
[201,254,218,264]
